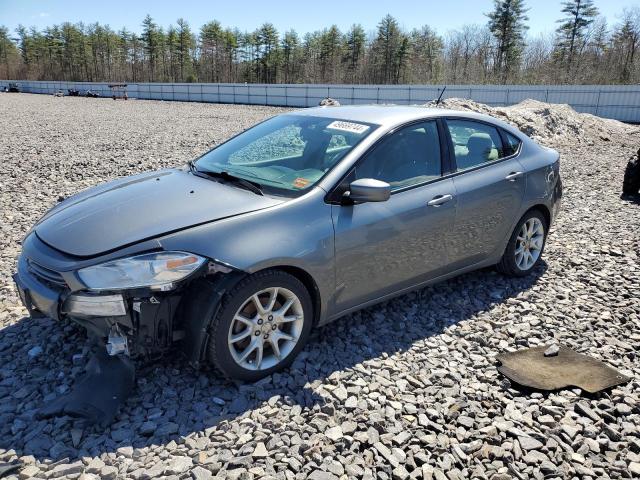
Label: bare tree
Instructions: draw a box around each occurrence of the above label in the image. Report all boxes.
[610,8,640,83]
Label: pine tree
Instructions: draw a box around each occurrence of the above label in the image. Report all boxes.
[371,15,406,84]
[176,18,195,81]
[302,31,320,82]
[3,11,640,85]
[141,15,161,81]
[281,30,301,83]
[319,25,342,82]
[115,28,132,81]
[486,0,529,83]
[394,36,409,83]
[15,25,34,77]
[554,0,599,73]
[222,28,239,82]
[580,17,608,83]
[166,25,179,81]
[256,23,279,83]
[410,26,444,83]
[44,26,64,80]
[200,21,223,82]
[0,26,19,79]
[343,24,365,83]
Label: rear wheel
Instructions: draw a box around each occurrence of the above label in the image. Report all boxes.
[497,210,547,277]
[207,270,313,381]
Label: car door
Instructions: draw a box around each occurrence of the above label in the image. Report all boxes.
[444,118,526,269]
[330,120,457,313]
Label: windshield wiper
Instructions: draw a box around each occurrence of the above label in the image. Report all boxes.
[188,161,263,196]
[187,159,199,173]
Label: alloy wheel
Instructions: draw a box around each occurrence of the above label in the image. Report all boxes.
[227,287,304,371]
[515,217,545,271]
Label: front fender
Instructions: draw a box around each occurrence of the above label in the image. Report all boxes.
[159,188,335,324]
[179,273,246,367]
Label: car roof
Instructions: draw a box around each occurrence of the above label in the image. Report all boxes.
[290,104,516,132]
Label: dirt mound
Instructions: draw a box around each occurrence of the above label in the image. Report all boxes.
[426,98,639,147]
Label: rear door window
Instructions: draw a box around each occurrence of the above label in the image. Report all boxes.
[446,119,507,171]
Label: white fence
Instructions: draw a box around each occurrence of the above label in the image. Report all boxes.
[2,80,640,122]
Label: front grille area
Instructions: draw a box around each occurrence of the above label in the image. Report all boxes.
[27,259,67,288]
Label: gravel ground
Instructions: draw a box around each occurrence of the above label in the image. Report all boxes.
[0,93,639,480]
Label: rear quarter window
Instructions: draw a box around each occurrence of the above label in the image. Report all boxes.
[503,130,522,156]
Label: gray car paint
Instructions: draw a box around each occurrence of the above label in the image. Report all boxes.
[332,178,457,312]
[22,105,560,329]
[158,187,337,322]
[158,107,559,325]
[35,169,283,257]
[446,155,526,269]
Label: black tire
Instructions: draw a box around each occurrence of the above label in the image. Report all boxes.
[622,153,640,196]
[497,209,548,277]
[206,270,313,381]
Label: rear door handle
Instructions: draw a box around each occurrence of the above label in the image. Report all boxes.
[427,194,453,206]
[505,171,524,181]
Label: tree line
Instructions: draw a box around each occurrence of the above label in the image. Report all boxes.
[1,0,638,85]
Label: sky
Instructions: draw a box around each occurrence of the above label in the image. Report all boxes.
[0,0,636,39]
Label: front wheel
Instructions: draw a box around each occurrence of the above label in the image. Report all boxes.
[497,210,548,277]
[207,270,313,381]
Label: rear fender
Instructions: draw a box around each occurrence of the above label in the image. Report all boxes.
[491,146,559,259]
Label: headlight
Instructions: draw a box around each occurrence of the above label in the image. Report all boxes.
[78,251,206,291]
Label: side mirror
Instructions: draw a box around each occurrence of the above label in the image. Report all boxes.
[345,178,391,203]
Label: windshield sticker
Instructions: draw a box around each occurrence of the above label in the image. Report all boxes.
[293,177,310,189]
[326,120,370,134]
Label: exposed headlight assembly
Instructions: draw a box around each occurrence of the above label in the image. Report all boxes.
[78,251,206,291]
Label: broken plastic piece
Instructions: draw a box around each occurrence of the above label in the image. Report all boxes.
[0,462,21,478]
[497,345,631,393]
[37,349,135,426]
[65,293,126,316]
[106,325,129,356]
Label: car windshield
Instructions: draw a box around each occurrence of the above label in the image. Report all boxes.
[195,114,377,195]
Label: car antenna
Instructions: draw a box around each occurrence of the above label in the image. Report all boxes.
[435,86,447,106]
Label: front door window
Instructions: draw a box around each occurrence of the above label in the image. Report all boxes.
[353,121,442,190]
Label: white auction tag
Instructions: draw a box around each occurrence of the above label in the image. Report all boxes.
[326,120,370,134]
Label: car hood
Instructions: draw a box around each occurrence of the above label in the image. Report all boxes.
[35,169,285,257]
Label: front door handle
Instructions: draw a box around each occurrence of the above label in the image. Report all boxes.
[427,194,453,206]
[505,171,524,181]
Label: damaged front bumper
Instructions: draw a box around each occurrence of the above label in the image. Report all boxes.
[14,253,127,321]
[13,235,242,365]
[13,255,146,425]
[13,240,243,424]
[14,252,189,359]
[13,255,62,321]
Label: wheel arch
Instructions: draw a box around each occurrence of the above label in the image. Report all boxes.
[179,263,323,368]
[493,202,553,269]
[525,204,551,230]
[262,265,323,327]
[198,265,320,379]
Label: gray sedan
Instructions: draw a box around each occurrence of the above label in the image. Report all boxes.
[14,106,562,381]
